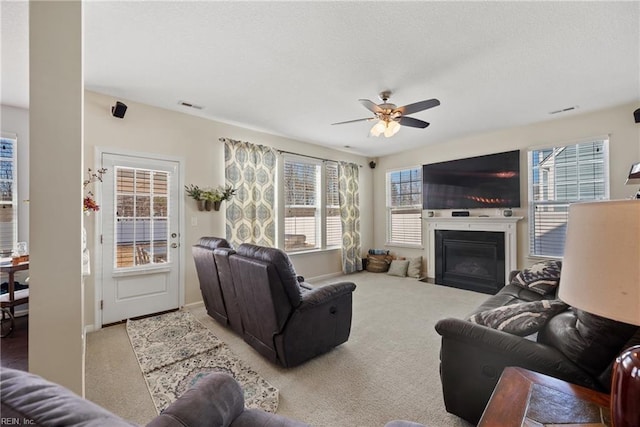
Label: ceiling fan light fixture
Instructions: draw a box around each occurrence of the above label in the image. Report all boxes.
[370,120,386,137]
[385,120,401,137]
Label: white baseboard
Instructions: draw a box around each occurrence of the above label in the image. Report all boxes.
[183,300,205,310]
[307,271,345,283]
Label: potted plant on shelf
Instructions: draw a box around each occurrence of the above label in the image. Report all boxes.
[201,188,221,211]
[186,184,237,211]
[185,184,206,211]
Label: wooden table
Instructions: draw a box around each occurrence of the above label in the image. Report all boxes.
[479,367,610,427]
[0,261,30,315]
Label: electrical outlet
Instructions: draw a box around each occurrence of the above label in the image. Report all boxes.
[191,216,197,227]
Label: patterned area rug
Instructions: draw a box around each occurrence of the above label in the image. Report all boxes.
[126,310,279,414]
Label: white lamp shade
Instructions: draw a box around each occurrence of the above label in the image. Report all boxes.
[558,200,640,325]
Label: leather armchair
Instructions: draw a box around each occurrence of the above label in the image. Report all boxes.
[229,243,356,367]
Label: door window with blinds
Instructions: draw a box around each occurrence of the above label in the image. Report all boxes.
[386,167,422,247]
[115,167,170,268]
[0,136,16,255]
[528,138,609,258]
[283,156,341,252]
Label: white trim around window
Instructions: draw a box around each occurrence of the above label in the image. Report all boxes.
[385,166,423,248]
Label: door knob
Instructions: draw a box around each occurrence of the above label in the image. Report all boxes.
[171,243,178,248]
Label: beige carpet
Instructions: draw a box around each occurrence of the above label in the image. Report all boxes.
[86,272,487,426]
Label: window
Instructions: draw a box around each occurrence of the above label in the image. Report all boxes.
[386,167,422,247]
[115,167,169,268]
[528,138,609,257]
[283,156,340,252]
[0,136,17,255]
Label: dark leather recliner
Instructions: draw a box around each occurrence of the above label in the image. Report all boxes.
[192,237,243,334]
[229,243,356,367]
[435,277,640,425]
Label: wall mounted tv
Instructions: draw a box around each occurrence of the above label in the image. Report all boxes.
[422,150,521,210]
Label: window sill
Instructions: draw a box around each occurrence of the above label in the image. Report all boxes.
[286,247,341,256]
[385,242,423,250]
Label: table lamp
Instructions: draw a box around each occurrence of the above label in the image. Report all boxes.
[626,162,640,199]
[558,200,640,427]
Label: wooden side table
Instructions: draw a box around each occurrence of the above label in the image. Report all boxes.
[479,367,610,427]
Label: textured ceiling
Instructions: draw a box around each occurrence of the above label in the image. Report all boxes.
[3,1,639,157]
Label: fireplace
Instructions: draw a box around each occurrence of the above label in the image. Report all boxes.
[435,230,505,294]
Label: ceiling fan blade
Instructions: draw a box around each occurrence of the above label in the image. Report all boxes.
[399,116,430,128]
[396,98,440,115]
[358,99,384,114]
[331,117,374,125]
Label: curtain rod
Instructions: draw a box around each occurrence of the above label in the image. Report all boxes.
[277,149,363,167]
[219,137,363,167]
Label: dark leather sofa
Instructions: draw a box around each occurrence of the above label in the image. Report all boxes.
[434,272,640,425]
[192,237,242,334]
[1,367,427,427]
[192,238,356,368]
[1,368,308,427]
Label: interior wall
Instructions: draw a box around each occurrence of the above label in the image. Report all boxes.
[84,91,372,328]
[374,101,640,273]
[29,1,84,394]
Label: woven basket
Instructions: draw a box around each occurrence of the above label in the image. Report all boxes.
[366,254,392,273]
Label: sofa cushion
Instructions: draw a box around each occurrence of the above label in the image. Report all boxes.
[511,260,562,295]
[407,257,422,278]
[467,284,545,317]
[468,299,568,337]
[387,260,410,277]
[538,309,639,378]
[236,243,302,306]
[0,368,136,427]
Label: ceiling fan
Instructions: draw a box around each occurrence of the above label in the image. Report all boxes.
[332,91,440,137]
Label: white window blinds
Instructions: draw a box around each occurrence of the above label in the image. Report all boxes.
[283,156,342,252]
[115,167,170,267]
[528,138,609,257]
[284,157,320,251]
[387,167,422,247]
[0,136,17,255]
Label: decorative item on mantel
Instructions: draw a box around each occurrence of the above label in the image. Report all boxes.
[83,167,107,215]
[185,184,236,211]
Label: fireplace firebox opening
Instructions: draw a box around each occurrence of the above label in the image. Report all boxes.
[435,230,505,294]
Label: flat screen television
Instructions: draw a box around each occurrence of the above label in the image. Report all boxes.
[422,150,521,210]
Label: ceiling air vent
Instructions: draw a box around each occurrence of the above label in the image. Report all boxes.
[178,101,204,110]
[549,105,579,115]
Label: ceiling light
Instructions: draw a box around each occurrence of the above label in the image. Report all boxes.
[370,118,401,138]
[385,120,400,137]
[370,120,387,137]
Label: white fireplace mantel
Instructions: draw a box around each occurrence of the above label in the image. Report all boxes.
[424,216,523,281]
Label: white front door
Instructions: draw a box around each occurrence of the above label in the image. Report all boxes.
[100,152,181,324]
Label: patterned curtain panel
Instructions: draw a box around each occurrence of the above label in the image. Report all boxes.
[338,161,362,274]
[222,138,277,247]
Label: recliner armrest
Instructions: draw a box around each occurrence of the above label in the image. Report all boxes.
[146,373,245,427]
[298,282,356,311]
[435,317,598,387]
